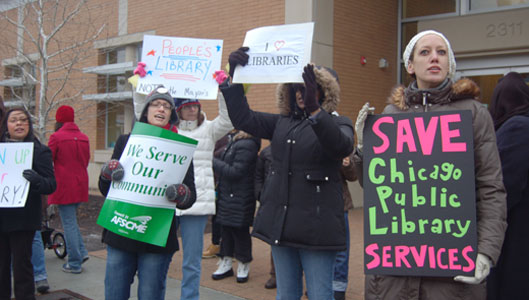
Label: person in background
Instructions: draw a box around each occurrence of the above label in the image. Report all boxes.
[98,86,196,300]
[172,93,233,300]
[32,196,50,293]
[0,107,57,300]
[354,30,507,300]
[204,133,231,259]
[254,144,276,289]
[0,95,5,119]
[211,129,260,283]
[333,152,357,300]
[47,105,90,274]
[487,72,529,300]
[221,47,354,300]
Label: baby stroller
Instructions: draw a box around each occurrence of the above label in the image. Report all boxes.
[40,208,67,259]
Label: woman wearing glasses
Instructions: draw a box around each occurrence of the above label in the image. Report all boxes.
[98,87,197,300]
[0,107,57,300]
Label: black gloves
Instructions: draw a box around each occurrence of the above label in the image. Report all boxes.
[302,64,320,114]
[23,169,41,187]
[228,47,250,78]
[100,159,124,181]
[166,183,193,208]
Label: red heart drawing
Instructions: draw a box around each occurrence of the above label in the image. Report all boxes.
[274,40,286,51]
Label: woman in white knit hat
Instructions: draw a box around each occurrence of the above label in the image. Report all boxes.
[354,30,507,300]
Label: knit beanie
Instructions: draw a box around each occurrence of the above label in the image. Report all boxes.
[402,30,456,79]
[145,85,174,109]
[174,98,201,112]
[56,105,74,123]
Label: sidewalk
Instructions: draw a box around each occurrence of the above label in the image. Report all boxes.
[40,208,364,300]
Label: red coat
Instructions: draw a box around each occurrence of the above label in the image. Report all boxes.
[48,122,90,205]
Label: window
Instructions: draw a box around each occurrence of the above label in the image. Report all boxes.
[470,0,529,11]
[402,0,456,18]
[2,64,36,111]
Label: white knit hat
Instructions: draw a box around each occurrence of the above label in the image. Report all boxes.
[402,30,456,79]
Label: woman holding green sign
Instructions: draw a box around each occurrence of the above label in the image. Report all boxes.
[355,30,507,300]
[0,107,57,300]
[98,86,196,300]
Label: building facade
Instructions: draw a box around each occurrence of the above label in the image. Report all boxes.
[1,0,528,194]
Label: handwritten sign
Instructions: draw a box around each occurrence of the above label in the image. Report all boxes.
[136,35,223,100]
[0,143,33,208]
[97,122,198,246]
[363,111,477,277]
[233,22,314,84]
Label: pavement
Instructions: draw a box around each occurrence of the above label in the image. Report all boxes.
[37,208,365,300]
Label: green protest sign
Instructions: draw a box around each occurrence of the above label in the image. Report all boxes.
[97,122,197,247]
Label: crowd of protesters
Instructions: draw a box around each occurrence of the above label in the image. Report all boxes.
[1,28,528,300]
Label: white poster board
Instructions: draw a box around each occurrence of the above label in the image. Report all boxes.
[233,22,314,84]
[136,35,223,100]
[0,142,33,208]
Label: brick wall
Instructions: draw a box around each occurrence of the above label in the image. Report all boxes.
[334,0,398,129]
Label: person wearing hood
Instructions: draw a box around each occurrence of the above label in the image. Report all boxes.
[98,86,196,300]
[220,47,354,300]
[47,105,90,274]
[487,72,529,300]
[211,129,260,283]
[0,107,57,300]
[171,93,233,300]
[355,30,507,300]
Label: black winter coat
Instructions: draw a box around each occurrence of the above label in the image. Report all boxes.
[487,112,529,299]
[0,140,56,232]
[213,131,260,227]
[220,67,354,251]
[98,133,196,254]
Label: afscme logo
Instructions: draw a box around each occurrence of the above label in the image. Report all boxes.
[110,214,151,233]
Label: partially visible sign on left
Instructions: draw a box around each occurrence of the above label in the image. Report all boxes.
[0,142,33,208]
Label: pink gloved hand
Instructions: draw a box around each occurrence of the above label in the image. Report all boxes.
[134,62,147,77]
[214,70,228,84]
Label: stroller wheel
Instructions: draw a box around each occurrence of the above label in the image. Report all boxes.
[52,232,67,259]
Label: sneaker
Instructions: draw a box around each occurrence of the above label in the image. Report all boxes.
[202,244,220,258]
[264,276,276,289]
[236,260,250,283]
[62,263,82,274]
[35,279,49,293]
[82,256,90,264]
[212,256,233,280]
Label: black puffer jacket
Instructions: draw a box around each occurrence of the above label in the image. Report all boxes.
[213,130,260,227]
[98,134,196,254]
[220,65,354,251]
[0,139,56,232]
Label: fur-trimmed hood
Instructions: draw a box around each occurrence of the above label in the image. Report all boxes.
[231,129,253,141]
[388,78,480,111]
[276,64,340,115]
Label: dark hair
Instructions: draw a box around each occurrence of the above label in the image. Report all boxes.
[0,95,5,120]
[55,122,64,132]
[0,107,37,142]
